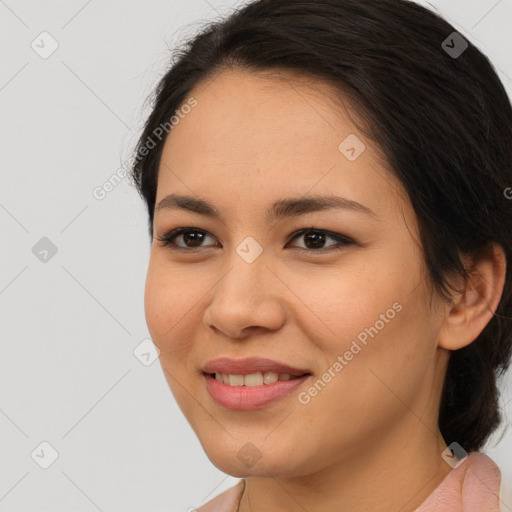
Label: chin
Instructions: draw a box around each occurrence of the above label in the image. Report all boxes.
[199,437,303,478]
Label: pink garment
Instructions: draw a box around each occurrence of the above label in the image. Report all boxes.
[195,453,502,512]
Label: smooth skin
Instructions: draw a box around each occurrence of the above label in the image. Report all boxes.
[144,68,506,512]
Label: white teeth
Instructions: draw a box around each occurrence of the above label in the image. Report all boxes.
[263,371,278,384]
[228,374,245,386]
[244,372,263,386]
[214,371,301,386]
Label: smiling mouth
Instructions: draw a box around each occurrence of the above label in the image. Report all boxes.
[205,371,311,386]
[203,370,313,410]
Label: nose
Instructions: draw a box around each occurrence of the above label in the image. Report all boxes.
[203,251,287,340]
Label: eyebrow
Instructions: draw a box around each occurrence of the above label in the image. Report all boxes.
[155,194,377,222]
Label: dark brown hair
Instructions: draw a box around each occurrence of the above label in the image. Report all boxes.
[129,0,512,452]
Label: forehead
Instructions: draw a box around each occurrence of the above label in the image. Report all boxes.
[156,68,408,222]
[168,68,366,155]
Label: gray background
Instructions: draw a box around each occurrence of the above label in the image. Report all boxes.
[1,0,511,510]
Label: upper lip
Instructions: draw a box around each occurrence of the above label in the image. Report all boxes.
[202,357,311,376]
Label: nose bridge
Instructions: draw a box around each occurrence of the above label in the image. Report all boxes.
[219,234,268,302]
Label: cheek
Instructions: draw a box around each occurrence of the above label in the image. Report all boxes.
[294,299,436,457]
[144,261,204,413]
[285,263,404,354]
[289,261,435,399]
[144,258,198,357]
[329,290,435,410]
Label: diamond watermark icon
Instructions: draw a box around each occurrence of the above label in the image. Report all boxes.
[31,31,59,59]
[32,237,58,263]
[441,441,468,469]
[31,441,59,469]
[133,338,160,366]
[236,236,263,264]
[237,442,263,468]
[441,32,468,59]
[339,134,366,161]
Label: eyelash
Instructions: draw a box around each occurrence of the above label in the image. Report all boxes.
[155,227,355,255]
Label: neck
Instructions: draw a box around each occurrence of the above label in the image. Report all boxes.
[238,425,452,512]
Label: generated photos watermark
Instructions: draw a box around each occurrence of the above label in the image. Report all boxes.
[298,301,403,405]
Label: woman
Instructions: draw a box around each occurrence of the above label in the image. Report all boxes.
[129,0,512,510]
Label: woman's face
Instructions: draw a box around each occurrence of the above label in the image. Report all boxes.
[144,69,450,477]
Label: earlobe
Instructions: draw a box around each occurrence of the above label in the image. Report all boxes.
[438,243,507,351]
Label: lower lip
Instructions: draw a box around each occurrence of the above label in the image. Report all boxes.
[203,373,311,410]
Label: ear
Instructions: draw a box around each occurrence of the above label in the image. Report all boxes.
[438,243,507,351]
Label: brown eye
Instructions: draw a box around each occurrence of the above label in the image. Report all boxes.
[156,228,217,249]
[287,228,354,254]
[156,226,354,255]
